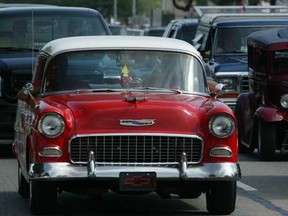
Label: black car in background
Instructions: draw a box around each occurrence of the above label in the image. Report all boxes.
[0,5,111,154]
[144,26,166,37]
[163,18,198,45]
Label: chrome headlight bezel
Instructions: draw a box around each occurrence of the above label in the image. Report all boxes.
[209,114,235,138]
[38,113,65,138]
[280,94,288,108]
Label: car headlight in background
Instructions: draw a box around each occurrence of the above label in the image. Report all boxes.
[215,77,237,92]
[38,113,65,138]
[209,114,235,138]
[280,94,288,108]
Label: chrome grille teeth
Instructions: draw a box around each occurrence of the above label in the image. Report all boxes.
[70,135,203,165]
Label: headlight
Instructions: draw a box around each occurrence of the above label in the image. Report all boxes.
[280,94,288,108]
[209,114,235,138]
[215,77,237,91]
[38,113,65,138]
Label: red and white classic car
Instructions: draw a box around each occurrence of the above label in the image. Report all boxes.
[13,36,241,215]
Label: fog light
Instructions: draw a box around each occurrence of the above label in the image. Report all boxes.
[39,147,62,157]
[210,147,232,157]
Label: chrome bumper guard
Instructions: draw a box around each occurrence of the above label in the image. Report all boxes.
[29,151,241,181]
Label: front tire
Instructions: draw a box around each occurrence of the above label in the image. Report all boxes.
[206,181,236,215]
[257,120,276,161]
[29,181,58,214]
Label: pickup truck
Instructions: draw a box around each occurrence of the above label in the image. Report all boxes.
[0,5,111,153]
[193,5,288,110]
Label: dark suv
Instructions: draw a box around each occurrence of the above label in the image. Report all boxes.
[193,6,288,110]
[0,5,111,152]
[163,18,198,45]
[236,28,288,161]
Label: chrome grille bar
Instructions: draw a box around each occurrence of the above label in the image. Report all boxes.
[241,75,250,92]
[70,135,203,165]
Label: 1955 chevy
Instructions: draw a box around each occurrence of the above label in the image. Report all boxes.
[13,35,241,215]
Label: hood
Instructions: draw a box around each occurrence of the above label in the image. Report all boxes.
[212,55,247,73]
[45,92,210,135]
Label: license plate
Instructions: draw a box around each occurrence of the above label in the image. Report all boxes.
[119,172,156,191]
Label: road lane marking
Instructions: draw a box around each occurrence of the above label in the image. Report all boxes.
[237,181,257,191]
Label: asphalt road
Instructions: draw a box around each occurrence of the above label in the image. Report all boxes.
[1,147,288,216]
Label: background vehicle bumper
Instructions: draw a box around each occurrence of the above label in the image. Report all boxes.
[29,162,241,181]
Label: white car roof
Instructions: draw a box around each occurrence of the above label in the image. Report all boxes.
[41,36,200,57]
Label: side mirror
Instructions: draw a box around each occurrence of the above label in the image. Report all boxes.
[17,82,34,101]
[24,82,34,92]
[212,83,225,99]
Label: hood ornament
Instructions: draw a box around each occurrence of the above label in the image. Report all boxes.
[120,119,155,126]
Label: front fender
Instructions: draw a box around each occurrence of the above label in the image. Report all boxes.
[235,93,258,145]
[256,106,287,122]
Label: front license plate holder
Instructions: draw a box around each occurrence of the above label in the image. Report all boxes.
[119,172,156,192]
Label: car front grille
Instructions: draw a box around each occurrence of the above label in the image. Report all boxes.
[70,135,203,165]
[241,75,250,92]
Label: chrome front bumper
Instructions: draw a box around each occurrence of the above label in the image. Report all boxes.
[29,162,241,181]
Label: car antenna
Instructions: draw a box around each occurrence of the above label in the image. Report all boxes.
[31,9,35,74]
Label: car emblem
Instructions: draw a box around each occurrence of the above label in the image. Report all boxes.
[119,119,155,126]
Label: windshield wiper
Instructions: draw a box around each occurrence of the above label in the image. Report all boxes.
[135,87,182,94]
[74,87,183,94]
[91,88,121,93]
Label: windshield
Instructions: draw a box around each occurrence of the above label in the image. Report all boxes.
[215,27,286,55]
[42,50,207,93]
[0,13,108,50]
